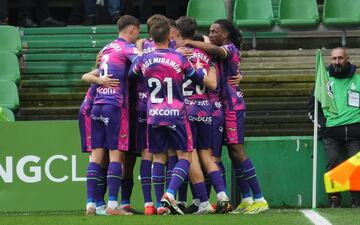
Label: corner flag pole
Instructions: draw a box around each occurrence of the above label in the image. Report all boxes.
[312,98,319,209]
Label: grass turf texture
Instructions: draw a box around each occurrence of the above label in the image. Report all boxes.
[1,209,360,225]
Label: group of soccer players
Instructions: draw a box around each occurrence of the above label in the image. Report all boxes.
[79,13,269,216]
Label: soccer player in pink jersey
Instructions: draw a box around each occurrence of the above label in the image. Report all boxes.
[81,15,140,216]
[175,16,231,214]
[130,19,216,215]
[181,19,269,214]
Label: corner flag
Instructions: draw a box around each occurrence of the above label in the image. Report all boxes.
[314,49,338,116]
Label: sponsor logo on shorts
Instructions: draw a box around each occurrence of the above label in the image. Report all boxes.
[218,126,223,132]
[188,116,212,124]
[237,91,243,98]
[148,108,180,116]
[91,114,109,126]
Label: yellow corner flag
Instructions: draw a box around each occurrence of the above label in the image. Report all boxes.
[314,49,338,116]
[324,152,360,193]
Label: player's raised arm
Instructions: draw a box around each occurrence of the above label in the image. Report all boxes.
[81,69,119,87]
[180,39,227,58]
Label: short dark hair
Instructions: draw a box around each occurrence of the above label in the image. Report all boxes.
[146,14,167,33]
[192,33,204,42]
[168,19,177,29]
[150,19,170,43]
[176,16,197,39]
[117,15,140,32]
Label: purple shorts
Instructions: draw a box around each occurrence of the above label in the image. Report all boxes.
[90,104,129,151]
[147,122,193,153]
[135,111,147,152]
[189,117,212,150]
[211,116,224,157]
[224,110,245,145]
[79,101,93,153]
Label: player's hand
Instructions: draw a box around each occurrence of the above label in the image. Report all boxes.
[228,73,242,87]
[99,74,120,87]
[195,58,203,70]
[176,47,193,57]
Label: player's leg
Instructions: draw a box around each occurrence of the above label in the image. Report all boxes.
[121,152,139,214]
[141,149,156,215]
[103,105,131,215]
[86,104,106,215]
[161,123,192,215]
[226,110,268,214]
[188,150,214,215]
[148,125,169,214]
[136,111,155,214]
[212,116,227,193]
[197,121,230,213]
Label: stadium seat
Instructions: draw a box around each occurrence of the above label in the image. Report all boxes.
[233,0,274,49]
[233,0,274,28]
[0,26,22,55]
[278,0,319,27]
[0,80,19,110]
[323,0,360,26]
[187,0,227,29]
[0,107,15,121]
[0,51,20,83]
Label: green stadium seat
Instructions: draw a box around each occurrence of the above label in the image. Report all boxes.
[0,107,15,121]
[233,0,274,49]
[323,0,360,26]
[0,26,22,55]
[0,80,19,110]
[187,0,227,29]
[278,0,319,27]
[233,0,274,28]
[0,51,20,83]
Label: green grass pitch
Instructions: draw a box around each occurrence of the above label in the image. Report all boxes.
[1,209,360,225]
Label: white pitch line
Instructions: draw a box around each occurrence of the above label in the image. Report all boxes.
[301,209,332,225]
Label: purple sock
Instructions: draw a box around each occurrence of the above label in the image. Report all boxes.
[95,166,107,206]
[107,162,122,201]
[190,182,198,199]
[140,159,153,204]
[204,174,212,198]
[178,176,189,202]
[152,162,165,205]
[233,164,252,198]
[167,159,190,196]
[208,171,226,194]
[166,156,178,188]
[193,182,208,203]
[87,162,101,203]
[121,178,133,205]
[240,159,262,199]
[216,161,227,191]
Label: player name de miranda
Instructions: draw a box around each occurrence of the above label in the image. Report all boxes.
[142,57,182,74]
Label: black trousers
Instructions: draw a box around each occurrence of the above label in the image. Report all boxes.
[322,122,360,203]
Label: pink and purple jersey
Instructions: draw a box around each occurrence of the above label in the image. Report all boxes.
[94,38,139,108]
[218,43,245,111]
[132,48,204,125]
[183,46,213,117]
[136,39,177,111]
[209,63,224,117]
[80,84,97,115]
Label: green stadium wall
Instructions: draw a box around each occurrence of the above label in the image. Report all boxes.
[0,121,350,212]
